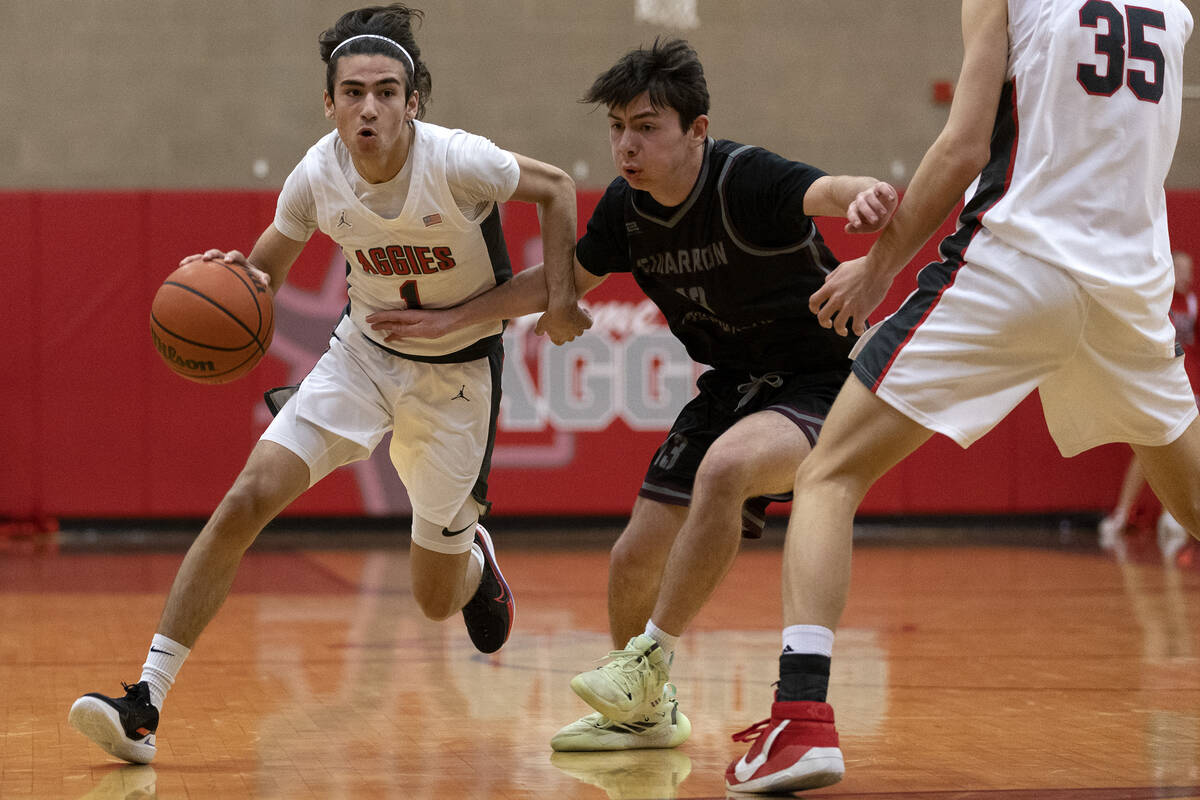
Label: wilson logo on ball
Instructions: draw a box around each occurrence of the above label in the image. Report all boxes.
[151,329,217,373]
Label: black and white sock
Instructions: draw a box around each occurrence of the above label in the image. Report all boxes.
[777,624,833,702]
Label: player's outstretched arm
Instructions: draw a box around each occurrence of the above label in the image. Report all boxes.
[178,225,306,293]
[810,0,1009,337]
[508,154,592,344]
[803,176,899,234]
[367,259,603,343]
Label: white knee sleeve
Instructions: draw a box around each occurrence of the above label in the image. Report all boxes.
[411,501,479,555]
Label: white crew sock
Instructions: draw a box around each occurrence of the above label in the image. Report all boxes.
[644,619,679,666]
[782,624,835,657]
[139,634,191,711]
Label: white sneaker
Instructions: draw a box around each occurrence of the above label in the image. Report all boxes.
[1157,511,1189,563]
[1098,514,1124,551]
[551,687,691,751]
[570,634,671,722]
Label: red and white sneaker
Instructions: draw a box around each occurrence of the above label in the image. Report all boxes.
[724,700,844,793]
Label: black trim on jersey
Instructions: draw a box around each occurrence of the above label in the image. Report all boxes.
[360,331,503,363]
[479,203,514,286]
[629,139,715,227]
[717,145,823,261]
[854,78,1021,392]
[470,344,504,517]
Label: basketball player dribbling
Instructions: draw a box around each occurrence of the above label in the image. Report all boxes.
[555,0,1197,792]
[67,3,589,765]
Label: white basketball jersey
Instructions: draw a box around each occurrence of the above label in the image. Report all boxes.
[962,0,1193,348]
[304,121,510,358]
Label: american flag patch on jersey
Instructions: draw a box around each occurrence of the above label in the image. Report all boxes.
[422,213,443,227]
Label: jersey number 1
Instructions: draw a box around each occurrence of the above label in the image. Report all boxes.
[1077,0,1166,103]
[399,280,422,309]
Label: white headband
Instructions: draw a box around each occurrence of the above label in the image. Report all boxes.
[330,34,415,73]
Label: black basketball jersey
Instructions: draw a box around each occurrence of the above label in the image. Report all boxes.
[577,138,857,373]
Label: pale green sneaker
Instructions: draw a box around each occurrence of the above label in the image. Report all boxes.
[551,686,691,751]
[569,634,671,722]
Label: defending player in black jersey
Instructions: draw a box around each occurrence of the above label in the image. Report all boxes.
[366,39,897,753]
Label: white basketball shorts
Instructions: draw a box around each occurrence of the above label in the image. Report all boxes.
[853,240,1197,457]
[261,315,500,525]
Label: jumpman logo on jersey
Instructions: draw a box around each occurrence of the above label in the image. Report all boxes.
[336,210,352,229]
[451,385,470,401]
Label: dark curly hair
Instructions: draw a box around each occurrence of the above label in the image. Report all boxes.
[319,4,432,119]
[582,38,709,130]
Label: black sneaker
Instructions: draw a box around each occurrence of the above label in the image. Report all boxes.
[263,384,299,416]
[69,681,159,764]
[461,525,515,653]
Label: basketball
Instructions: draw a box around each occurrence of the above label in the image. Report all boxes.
[150,259,275,384]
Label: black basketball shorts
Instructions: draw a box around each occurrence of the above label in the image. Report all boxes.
[638,367,845,538]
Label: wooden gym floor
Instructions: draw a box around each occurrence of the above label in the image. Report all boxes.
[1,519,1198,799]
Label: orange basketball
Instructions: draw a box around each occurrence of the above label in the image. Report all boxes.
[150,259,274,384]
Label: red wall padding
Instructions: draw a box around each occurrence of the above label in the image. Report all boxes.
[2,189,1197,519]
